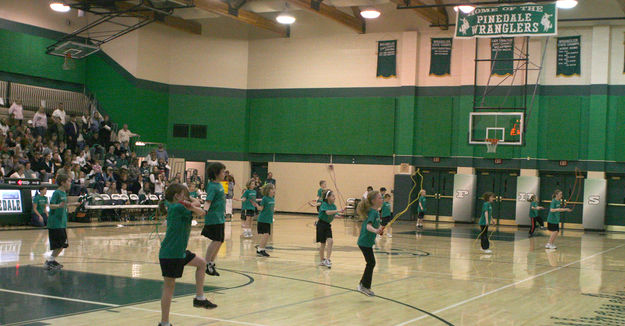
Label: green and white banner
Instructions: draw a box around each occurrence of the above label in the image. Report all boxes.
[491,38,514,76]
[430,38,452,76]
[557,36,581,76]
[452,174,477,222]
[515,176,540,226]
[582,178,606,230]
[455,3,557,38]
[376,40,397,78]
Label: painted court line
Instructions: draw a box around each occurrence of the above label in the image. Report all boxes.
[394,243,625,326]
[0,288,267,326]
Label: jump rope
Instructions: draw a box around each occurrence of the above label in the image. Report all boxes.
[379,168,424,232]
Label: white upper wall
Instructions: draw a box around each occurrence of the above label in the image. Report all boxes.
[0,0,622,89]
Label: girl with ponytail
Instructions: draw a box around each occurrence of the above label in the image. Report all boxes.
[356,190,384,297]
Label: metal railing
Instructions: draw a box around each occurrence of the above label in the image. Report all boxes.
[5,82,89,116]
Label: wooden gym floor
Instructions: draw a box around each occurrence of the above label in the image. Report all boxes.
[1,215,625,326]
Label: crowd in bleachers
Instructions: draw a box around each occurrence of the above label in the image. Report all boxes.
[4,99,201,198]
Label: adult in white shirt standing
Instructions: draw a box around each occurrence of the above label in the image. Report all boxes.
[8,99,23,126]
[117,124,139,143]
[33,106,48,138]
[52,103,66,124]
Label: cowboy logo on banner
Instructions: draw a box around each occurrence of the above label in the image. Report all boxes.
[455,3,557,38]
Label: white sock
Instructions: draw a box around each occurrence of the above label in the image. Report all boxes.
[195,295,206,300]
[257,247,264,251]
[47,256,55,262]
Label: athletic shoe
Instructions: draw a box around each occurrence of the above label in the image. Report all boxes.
[44,260,54,270]
[357,283,375,297]
[257,250,270,257]
[324,259,332,268]
[193,298,217,309]
[387,233,392,238]
[481,249,492,254]
[158,323,173,326]
[540,226,547,230]
[51,261,63,268]
[545,243,552,249]
[549,244,557,249]
[205,263,220,276]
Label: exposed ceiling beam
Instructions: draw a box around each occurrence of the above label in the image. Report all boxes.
[390,0,448,27]
[433,0,449,30]
[285,0,365,34]
[115,1,202,34]
[617,0,625,14]
[194,0,289,37]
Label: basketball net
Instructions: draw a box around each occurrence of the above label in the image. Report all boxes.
[486,138,499,153]
[62,53,76,71]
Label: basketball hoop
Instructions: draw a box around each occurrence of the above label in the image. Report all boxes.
[486,138,499,153]
[62,53,75,71]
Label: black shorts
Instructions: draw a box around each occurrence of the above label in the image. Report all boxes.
[547,222,559,232]
[241,209,255,220]
[381,215,392,226]
[48,228,68,250]
[257,222,271,234]
[418,212,425,219]
[201,224,225,242]
[316,220,332,243]
[159,250,196,278]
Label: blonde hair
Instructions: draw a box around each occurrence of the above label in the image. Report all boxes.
[261,183,275,196]
[246,179,255,189]
[357,190,380,219]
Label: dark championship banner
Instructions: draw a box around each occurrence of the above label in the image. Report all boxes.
[491,38,514,76]
[377,40,397,78]
[557,36,581,76]
[455,3,557,38]
[430,38,452,76]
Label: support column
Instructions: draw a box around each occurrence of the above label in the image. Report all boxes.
[452,167,476,222]
[583,171,606,230]
[515,169,540,226]
[394,31,418,157]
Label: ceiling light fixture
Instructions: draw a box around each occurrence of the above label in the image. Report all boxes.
[360,9,381,19]
[276,13,296,24]
[50,1,70,12]
[453,5,475,14]
[556,0,578,9]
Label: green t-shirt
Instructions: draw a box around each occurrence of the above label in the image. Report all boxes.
[478,202,492,226]
[317,188,324,202]
[48,190,67,229]
[547,199,561,224]
[204,182,225,225]
[241,189,257,211]
[189,191,198,198]
[418,196,426,213]
[318,201,337,223]
[357,208,380,247]
[529,201,539,218]
[159,202,193,259]
[381,201,391,218]
[33,194,48,216]
[257,196,275,224]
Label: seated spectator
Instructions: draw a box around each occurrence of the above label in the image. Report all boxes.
[104,145,117,168]
[189,169,201,186]
[145,150,158,167]
[24,161,36,179]
[140,161,151,183]
[157,158,169,178]
[31,186,48,227]
[9,164,25,178]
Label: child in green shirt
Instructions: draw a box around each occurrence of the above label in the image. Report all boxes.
[528,195,544,237]
[45,175,79,270]
[32,186,49,227]
[546,189,572,249]
[239,179,257,238]
[380,193,393,238]
[478,192,495,254]
[317,189,342,268]
[309,180,327,212]
[201,162,227,276]
[417,189,426,228]
[253,184,276,257]
[356,190,384,297]
[158,183,216,326]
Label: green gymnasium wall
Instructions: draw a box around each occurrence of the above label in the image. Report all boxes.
[1,22,624,169]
